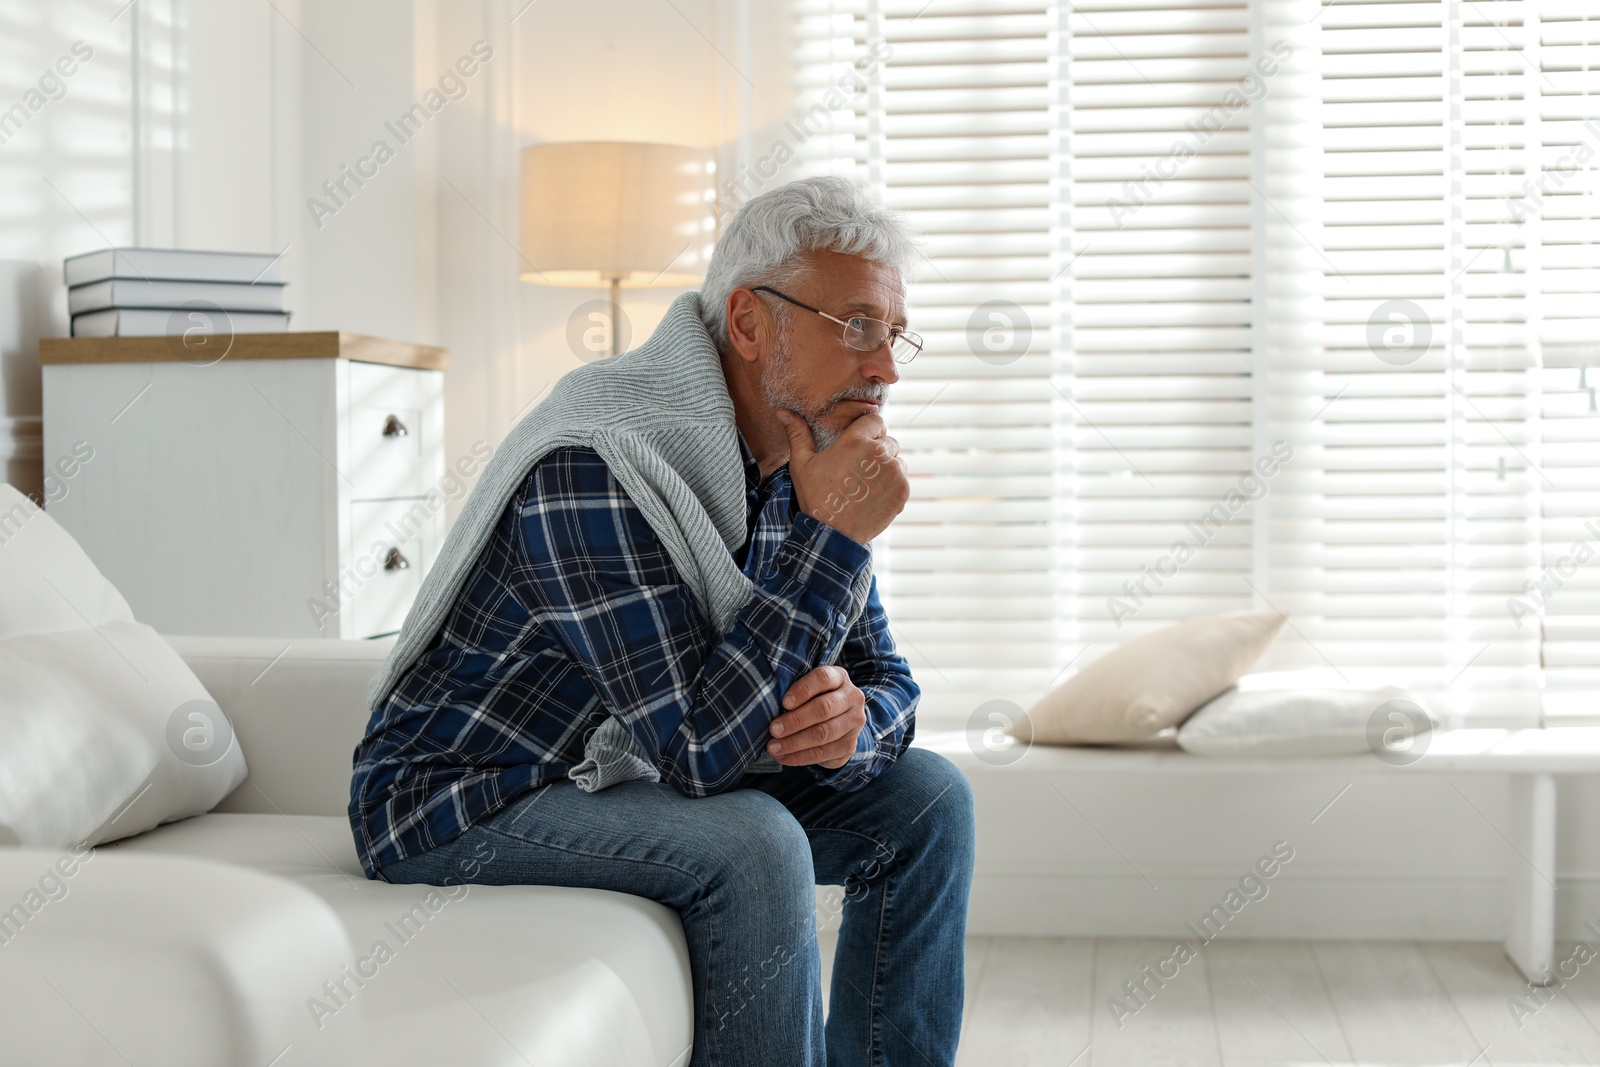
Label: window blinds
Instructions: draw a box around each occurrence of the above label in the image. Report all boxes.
[791,0,1598,727]
[796,0,1065,724]
[1529,0,1600,709]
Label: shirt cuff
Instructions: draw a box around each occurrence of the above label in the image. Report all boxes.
[776,510,872,617]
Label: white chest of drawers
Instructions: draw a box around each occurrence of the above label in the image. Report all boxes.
[39,332,448,640]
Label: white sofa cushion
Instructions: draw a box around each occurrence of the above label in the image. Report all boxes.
[0,484,245,848]
[0,846,361,1067]
[107,813,694,1067]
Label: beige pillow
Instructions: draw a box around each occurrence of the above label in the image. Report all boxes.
[1014,612,1286,745]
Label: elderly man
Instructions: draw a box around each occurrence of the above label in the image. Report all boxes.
[350,176,975,1066]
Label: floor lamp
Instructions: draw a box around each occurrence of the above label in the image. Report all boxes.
[518,141,716,358]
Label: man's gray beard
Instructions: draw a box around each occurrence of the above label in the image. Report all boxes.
[760,326,888,453]
[761,328,842,450]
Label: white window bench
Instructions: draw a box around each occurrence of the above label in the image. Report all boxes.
[916,727,1600,985]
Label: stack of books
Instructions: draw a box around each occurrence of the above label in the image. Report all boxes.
[64,248,291,337]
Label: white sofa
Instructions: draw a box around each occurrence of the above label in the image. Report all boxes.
[0,635,694,1067]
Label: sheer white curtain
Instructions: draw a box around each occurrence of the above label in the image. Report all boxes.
[793,0,1599,728]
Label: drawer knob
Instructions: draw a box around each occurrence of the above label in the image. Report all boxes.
[383,547,411,571]
[382,414,409,437]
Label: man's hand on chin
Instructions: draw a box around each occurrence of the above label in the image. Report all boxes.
[767,665,866,770]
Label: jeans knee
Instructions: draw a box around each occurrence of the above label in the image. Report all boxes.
[899,748,976,866]
[712,792,816,919]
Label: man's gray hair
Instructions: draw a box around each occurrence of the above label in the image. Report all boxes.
[699,176,919,349]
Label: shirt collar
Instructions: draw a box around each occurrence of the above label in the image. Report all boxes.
[736,431,762,493]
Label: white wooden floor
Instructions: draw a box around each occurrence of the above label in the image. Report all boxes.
[818,933,1600,1065]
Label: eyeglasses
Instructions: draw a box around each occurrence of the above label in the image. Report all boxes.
[751,285,922,364]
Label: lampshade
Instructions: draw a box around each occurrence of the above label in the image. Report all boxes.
[518,141,716,287]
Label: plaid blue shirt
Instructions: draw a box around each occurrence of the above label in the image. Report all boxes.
[349,435,919,878]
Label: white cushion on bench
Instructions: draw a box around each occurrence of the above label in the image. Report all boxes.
[1175,686,1428,757]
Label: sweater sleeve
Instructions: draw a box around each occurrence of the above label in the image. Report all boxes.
[511,448,872,797]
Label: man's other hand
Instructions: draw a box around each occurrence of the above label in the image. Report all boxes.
[767,665,866,770]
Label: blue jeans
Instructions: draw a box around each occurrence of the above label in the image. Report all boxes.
[377,746,975,1067]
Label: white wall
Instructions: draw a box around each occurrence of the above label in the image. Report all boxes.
[0,0,138,497]
[0,0,788,503]
[292,0,435,338]
[428,0,794,513]
[0,0,434,497]
[6,0,1600,949]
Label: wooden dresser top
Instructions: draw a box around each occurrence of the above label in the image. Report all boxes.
[39,331,449,372]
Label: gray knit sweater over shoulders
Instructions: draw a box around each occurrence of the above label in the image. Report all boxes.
[366,290,873,792]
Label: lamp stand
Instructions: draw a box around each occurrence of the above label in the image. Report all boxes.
[604,273,625,358]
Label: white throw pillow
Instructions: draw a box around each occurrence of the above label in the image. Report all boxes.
[1013,611,1286,745]
[1176,685,1435,757]
[0,484,246,848]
